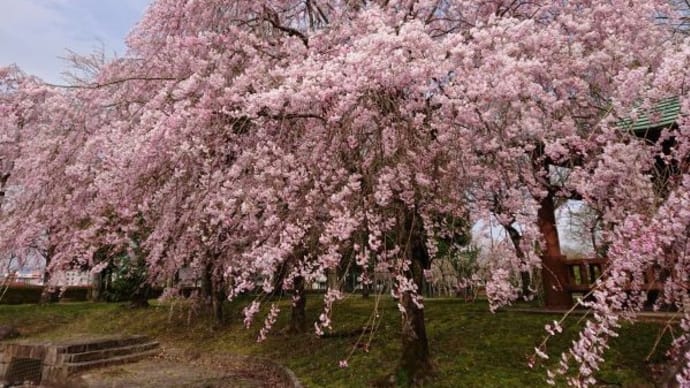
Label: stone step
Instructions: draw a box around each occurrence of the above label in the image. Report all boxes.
[58,335,150,354]
[64,349,160,374]
[42,349,160,383]
[61,341,159,363]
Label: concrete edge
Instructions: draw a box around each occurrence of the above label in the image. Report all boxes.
[506,307,680,322]
[245,356,303,388]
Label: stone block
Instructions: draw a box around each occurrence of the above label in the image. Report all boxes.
[43,347,59,365]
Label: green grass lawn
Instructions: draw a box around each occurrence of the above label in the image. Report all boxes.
[0,296,672,387]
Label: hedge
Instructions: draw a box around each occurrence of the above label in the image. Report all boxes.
[0,285,92,304]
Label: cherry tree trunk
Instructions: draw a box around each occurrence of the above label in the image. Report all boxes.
[520,271,532,299]
[39,247,56,304]
[128,286,150,308]
[397,210,432,383]
[211,284,225,325]
[327,269,338,289]
[93,265,113,302]
[90,271,102,301]
[504,224,532,299]
[537,191,573,309]
[127,253,151,308]
[201,263,225,325]
[399,285,431,383]
[361,282,371,298]
[39,285,55,304]
[200,263,223,323]
[0,171,8,212]
[288,275,307,333]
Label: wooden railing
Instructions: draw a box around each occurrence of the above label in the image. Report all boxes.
[562,258,664,293]
[563,258,607,292]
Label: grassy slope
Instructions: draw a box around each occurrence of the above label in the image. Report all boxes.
[0,296,672,387]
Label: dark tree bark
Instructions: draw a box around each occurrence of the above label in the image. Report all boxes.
[538,191,573,309]
[361,282,371,298]
[520,271,532,299]
[503,224,532,299]
[0,171,9,211]
[285,249,309,333]
[530,143,573,308]
[91,248,112,302]
[39,245,56,304]
[91,271,103,301]
[128,285,151,308]
[127,250,151,308]
[211,272,226,325]
[288,275,307,333]
[200,262,225,325]
[396,209,433,384]
[267,251,308,333]
[98,265,113,301]
[201,262,213,302]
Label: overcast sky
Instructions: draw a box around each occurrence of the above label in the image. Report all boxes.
[472,200,594,258]
[0,0,151,84]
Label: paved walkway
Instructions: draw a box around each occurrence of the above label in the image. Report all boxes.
[75,360,269,387]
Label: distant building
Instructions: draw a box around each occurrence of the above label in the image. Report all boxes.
[0,271,41,286]
[0,270,92,287]
[60,270,93,287]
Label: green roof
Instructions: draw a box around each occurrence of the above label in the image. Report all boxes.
[618,96,681,134]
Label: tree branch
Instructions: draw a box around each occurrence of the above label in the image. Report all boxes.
[45,76,179,90]
[262,6,309,48]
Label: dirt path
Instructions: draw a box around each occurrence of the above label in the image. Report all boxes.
[70,345,296,388]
